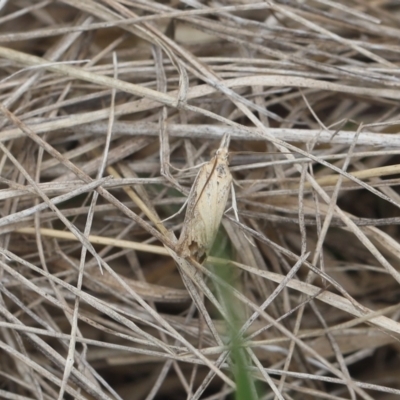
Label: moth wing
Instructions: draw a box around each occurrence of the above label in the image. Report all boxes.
[177,163,210,258]
[196,160,232,247]
[178,154,232,262]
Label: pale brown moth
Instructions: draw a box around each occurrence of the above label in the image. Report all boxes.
[177,134,232,264]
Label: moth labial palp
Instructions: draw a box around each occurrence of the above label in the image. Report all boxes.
[177,135,232,264]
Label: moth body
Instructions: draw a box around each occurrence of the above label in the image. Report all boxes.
[177,144,232,263]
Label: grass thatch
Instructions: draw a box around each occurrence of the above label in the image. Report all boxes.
[1,1,400,399]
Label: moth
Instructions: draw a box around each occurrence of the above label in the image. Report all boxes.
[177,134,232,264]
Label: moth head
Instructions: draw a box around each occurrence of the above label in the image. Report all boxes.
[215,147,229,162]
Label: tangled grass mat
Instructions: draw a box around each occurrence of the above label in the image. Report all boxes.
[1,1,400,399]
